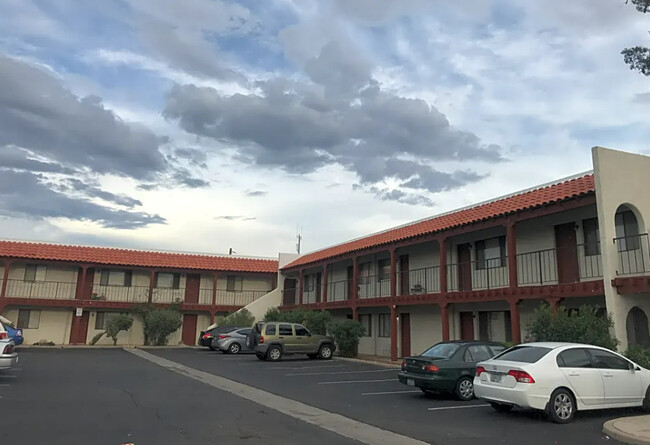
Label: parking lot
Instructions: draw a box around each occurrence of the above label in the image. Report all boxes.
[1,348,644,445]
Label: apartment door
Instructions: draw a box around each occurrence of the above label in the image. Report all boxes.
[347,266,354,299]
[70,311,90,344]
[400,313,411,358]
[457,243,472,291]
[399,255,409,296]
[182,314,198,345]
[460,312,475,340]
[283,279,296,305]
[554,223,579,284]
[184,273,201,304]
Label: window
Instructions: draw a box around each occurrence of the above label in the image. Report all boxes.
[378,314,390,337]
[464,345,493,362]
[17,309,40,329]
[494,346,552,363]
[422,342,460,358]
[100,270,133,287]
[359,314,372,337]
[226,275,243,292]
[359,262,371,284]
[489,345,506,356]
[304,274,315,292]
[295,325,309,336]
[557,348,592,368]
[475,236,506,270]
[238,328,252,336]
[156,272,180,289]
[616,210,640,251]
[588,349,630,370]
[95,312,106,330]
[582,218,601,256]
[378,259,390,281]
[279,324,293,336]
[265,324,276,335]
[24,264,46,282]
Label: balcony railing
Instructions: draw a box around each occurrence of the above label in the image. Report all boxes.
[397,266,441,295]
[615,233,650,275]
[92,285,150,303]
[216,289,269,306]
[446,258,509,292]
[327,279,350,302]
[516,244,602,286]
[199,288,213,305]
[4,279,77,299]
[358,274,390,299]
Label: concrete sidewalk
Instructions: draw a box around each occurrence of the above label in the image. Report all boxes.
[603,416,650,445]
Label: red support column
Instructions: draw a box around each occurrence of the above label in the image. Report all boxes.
[352,306,358,321]
[389,248,397,297]
[211,272,218,308]
[322,264,328,303]
[298,270,304,306]
[439,238,447,293]
[507,222,518,289]
[209,311,215,324]
[546,297,562,315]
[75,266,87,300]
[149,270,156,303]
[439,302,450,341]
[352,256,359,301]
[1,259,12,299]
[509,299,521,344]
[390,305,398,361]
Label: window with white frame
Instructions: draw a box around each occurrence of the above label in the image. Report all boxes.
[378,259,390,281]
[359,314,372,337]
[99,269,133,287]
[23,264,46,282]
[226,275,243,292]
[475,236,506,270]
[17,309,40,329]
[156,272,180,289]
[615,210,640,251]
[378,313,390,337]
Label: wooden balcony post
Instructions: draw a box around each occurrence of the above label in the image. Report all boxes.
[149,270,156,303]
[439,237,448,293]
[546,297,562,315]
[75,266,88,300]
[390,248,397,297]
[352,256,359,301]
[322,264,328,303]
[351,306,358,321]
[439,302,450,341]
[1,259,12,299]
[211,271,218,308]
[298,269,304,305]
[390,305,398,361]
[509,299,521,344]
[507,222,518,288]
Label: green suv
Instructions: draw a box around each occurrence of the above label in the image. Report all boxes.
[249,322,336,362]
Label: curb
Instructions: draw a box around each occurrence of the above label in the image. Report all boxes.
[335,356,402,368]
[603,416,650,445]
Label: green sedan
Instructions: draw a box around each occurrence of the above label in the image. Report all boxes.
[398,341,506,401]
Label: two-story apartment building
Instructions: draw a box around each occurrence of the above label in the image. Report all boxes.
[277,147,650,360]
[0,243,278,345]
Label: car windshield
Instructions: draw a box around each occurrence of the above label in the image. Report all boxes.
[494,346,552,363]
[420,343,460,358]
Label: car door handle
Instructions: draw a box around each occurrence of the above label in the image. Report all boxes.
[568,373,580,377]
[278,336,284,339]
[603,373,614,378]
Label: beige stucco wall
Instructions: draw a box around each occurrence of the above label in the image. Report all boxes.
[240,288,282,321]
[593,146,650,350]
[2,308,72,344]
[4,264,78,299]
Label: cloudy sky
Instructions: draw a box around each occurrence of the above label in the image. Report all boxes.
[0,0,649,258]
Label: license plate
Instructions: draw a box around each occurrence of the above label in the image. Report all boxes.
[490,373,502,383]
[407,378,415,386]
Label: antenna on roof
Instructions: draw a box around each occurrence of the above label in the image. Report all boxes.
[296,226,302,254]
[229,248,236,255]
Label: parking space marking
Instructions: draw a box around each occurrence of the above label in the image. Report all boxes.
[286,369,398,376]
[0,384,11,387]
[362,390,421,395]
[427,404,490,411]
[272,365,348,370]
[318,379,396,385]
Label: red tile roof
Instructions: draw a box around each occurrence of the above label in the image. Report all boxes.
[0,241,278,273]
[284,174,595,269]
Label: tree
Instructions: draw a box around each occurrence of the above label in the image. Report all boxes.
[105,314,134,346]
[327,319,365,357]
[219,308,255,327]
[622,0,650,75]
[130,303,182,346]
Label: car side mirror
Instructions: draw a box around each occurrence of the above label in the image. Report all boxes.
[628,362,636,372]
[307,332,312,337]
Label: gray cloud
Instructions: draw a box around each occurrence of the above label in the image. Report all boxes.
[245,190,267,197]
[171,168,210,188]
[368,187,434,206]
[60,178,143,208]
[215,215,256,221]
[173,147,208,168]
[0,146,76,174]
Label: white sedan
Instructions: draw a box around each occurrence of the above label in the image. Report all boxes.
[474,342,650,423]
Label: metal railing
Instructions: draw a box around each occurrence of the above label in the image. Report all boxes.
[92,285,150,303]
[198,288,213,305]
[615,233,650,275]
[5,279,77,299]
[516,244,602,285]
[397,266,440,295]
[446,257,509,292]
[216,289,269,306]
[358,274,390,299]
[327,279,350,301]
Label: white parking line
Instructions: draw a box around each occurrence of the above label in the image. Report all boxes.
[362,390,421,396]
[0,384,10,387]
[427,404,490,411]
[286,369,398,376]
[318,379,396,385]
[273,365,348,370]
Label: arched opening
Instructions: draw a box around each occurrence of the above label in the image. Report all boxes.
[626,306,650,347]
[615,205,647,274]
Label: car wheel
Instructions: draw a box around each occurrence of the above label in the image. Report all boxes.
[643,386,650,413]
[547,388,575,424]
[490,402,513,413]
[455,376,474,401]
[267,346,282,362]
[318,344,333,360]
[228,343,241,354]
[307,353,318,359]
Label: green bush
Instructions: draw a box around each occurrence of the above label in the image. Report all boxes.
[261,308,331,335]
[90,332,105,345]
[219,308,255,328]
[143,309,182,346]
[327,319,365,357]
[263,307,283,321]
[525,304,619,350]
[105,313,134,346]
[625,344,650,369]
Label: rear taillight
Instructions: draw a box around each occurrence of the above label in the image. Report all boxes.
[219,334,230,339]
[424,364,440,372]
[401,360,406,371]
[476,366,486,376]
[3,344,15,354]
[259,336,264,344]
[0,332,6,340]
[17,330,22,336]
[202,334,212,339]
[508,370,535,383]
